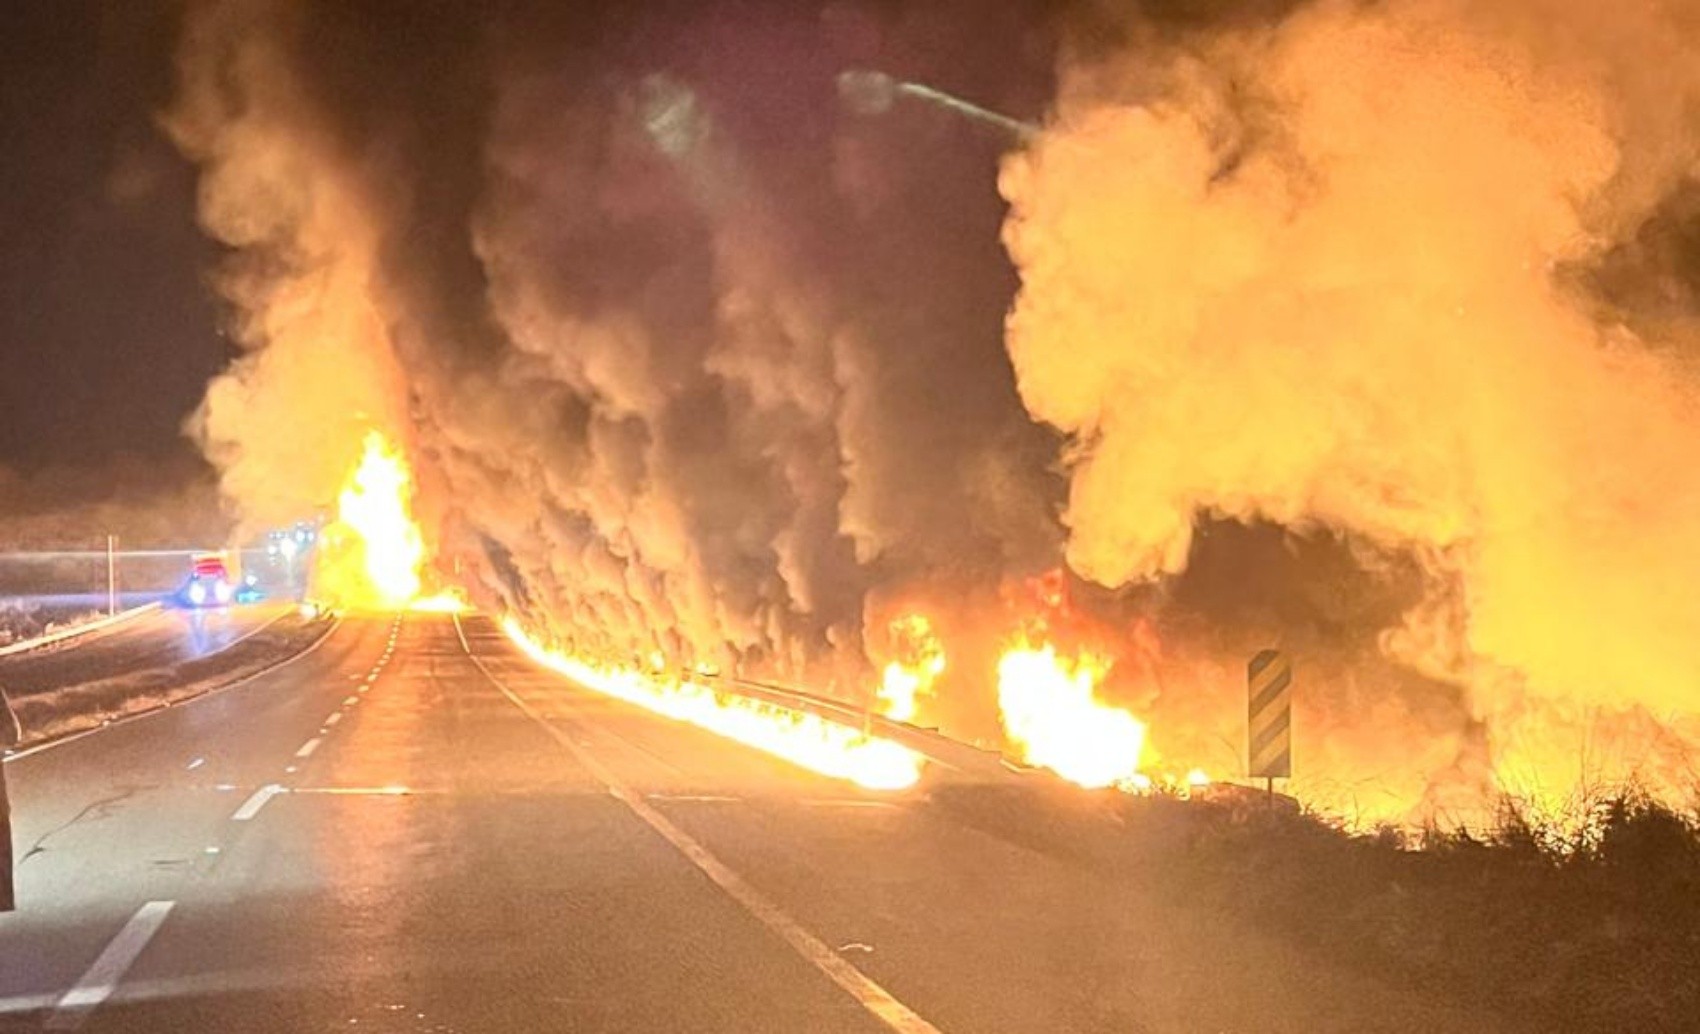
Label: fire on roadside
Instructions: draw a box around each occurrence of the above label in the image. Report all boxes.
[985,570,1207,793]
[996,638,1150,790]
[875,613,947,723]
[500,617,926,791]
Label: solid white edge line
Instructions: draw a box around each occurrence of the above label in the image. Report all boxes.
[294,738,321,758]
[231,783,284,821]
[3,614,344,765]
[43,900,175,1030]
[452,614,944,1034]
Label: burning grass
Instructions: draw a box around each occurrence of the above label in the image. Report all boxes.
[930,780,1700,1033]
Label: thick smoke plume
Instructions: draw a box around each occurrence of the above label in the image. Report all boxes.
[168,1,1056,688]
[1004,0,1700,818]
[169,0,1700,823]
[167,1,413,535]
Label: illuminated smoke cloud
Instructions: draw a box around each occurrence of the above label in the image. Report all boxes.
[168,1,1055,690]
[167,0,1700,822]
[1003,0,1700,819]
[165,1,412,535]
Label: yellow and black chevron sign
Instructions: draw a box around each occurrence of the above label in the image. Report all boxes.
[1247,649,1292,779]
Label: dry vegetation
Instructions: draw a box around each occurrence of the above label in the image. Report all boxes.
[931,780,1700,1033]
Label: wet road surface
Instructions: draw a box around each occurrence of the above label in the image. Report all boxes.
[0,615,1513,1033]
[0,607,281,701]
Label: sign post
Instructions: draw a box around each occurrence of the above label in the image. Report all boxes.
[1247,649,1292,800]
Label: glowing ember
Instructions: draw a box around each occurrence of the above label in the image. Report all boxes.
[501,618,925,791]
[997,640,1148,790]
[875,613,946,723]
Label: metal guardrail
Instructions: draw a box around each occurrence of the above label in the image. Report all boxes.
[697,671,1018,779]
[0,602,163,659]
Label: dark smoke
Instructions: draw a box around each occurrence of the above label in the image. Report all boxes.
[168,0,1700,824]
[168,0,1065,692]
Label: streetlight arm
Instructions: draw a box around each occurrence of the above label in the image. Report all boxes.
[892,81,1038,143]
[838,69,1038,145]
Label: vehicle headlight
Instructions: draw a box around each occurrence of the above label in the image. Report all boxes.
[214,580,233,603]
[188,583,207,605]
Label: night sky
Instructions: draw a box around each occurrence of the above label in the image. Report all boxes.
[0,2,227,475]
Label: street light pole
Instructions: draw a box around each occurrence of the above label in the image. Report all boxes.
[105,534,117,616]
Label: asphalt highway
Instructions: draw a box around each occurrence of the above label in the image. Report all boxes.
[0,615,1515,1033]
[0,607,281,701]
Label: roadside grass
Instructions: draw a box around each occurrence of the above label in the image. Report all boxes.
[9,607,334,745]
[930,779,1700,1032]
[0,600,102,646]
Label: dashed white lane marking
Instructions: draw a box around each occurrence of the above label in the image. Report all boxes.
[44,900,175,1030]
[343,696,358,705]
[294,738,321,758]
[231,783,285,821]
[324,712,342,727]
[453,614,944,1034]
[186,757,205,771]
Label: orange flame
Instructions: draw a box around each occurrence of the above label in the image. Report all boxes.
[996,638,1149,790]
[875,613,947,723]
[502,618,925,791]
[316,431,459,612]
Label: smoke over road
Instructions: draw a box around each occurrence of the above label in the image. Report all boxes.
[167,0,1700,823]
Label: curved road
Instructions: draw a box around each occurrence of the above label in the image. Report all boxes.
[0,615,1516,1033]
[0,607,282,701]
